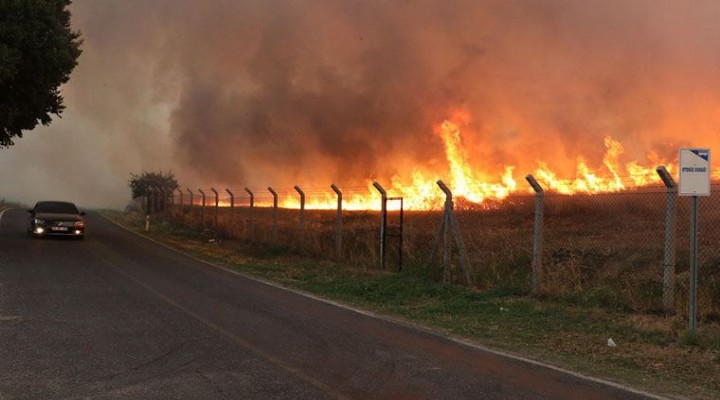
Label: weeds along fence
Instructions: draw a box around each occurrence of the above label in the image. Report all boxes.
[147,178,720,323]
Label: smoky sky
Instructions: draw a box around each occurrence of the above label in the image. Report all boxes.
[3,0,720,207]
[62,0,720,184]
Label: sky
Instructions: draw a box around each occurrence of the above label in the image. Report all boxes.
[1,0,720,209]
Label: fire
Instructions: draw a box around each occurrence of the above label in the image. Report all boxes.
[535,136,669,195]
[204,116,712,211]
[437,119,517,203]
[535,136,675,195]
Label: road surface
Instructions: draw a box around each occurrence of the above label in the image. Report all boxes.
[0,208,661,399]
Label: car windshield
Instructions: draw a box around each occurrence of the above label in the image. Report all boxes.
[35,202,79,214]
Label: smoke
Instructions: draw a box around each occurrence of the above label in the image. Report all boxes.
[2,0,720,207]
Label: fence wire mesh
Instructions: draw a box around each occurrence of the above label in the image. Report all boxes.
[676,184,720,322]
[541,188,668,311]
[158,182,719,325]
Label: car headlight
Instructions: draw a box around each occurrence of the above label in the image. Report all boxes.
[73,221,85,228]
[33,218,46,224]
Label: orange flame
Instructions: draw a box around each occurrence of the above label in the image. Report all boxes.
[208,115,712,211]
[534,136,670,195]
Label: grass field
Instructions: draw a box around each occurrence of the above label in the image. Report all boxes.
[159,186,720,319]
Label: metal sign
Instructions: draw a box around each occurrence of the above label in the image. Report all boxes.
[678,148,711,196]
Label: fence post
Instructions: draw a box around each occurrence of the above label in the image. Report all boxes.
[430,181,470,284]
[372,182,387,269]
[163,188,170,213]
[268,187,278,242]
[198,189,206,227]
[331,184,343,260]
[211,187,219,228]
[526,174,544,295]
[176,188,183,210]
[245,187,254,239]
[437,181,452,282]
[656,166,677,313]
[175,188,183,217]
[294,185,305,245]
[186,189,195,214]
[226,188,235,217]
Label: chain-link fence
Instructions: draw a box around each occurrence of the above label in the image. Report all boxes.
[540,188,668,310]
[147,180,720,326]
[676,186,720,323]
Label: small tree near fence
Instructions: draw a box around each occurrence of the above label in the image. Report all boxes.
[128,171,179,212]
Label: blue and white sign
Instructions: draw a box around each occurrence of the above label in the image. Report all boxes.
[679,148,711,196]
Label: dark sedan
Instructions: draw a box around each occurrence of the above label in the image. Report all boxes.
[28,201,85,239]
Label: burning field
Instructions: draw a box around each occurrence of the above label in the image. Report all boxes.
[185,117,719,211]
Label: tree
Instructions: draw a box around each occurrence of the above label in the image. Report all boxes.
[0,0,82,148]
[128,171,179,199]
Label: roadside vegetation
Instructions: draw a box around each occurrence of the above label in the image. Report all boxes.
[102,207,719,400]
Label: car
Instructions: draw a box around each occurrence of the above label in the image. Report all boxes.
[28,201,86,239]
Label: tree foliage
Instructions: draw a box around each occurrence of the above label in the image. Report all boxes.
[0,0,82,147]
[128,171,179,199]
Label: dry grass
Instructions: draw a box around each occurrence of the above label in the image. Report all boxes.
[158,186,720,319]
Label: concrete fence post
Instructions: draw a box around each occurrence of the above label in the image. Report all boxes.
[656,165,677,313]
[372,182,388,269]
[198,189,206,227]
[211,187,219,228]
[175,188,183,218]
[437,181,452,282]
[245,188,254,239]
[432,181,473,286]
[186,189,195,217]
[164,188,171,212]
[268,187,278,242]
[331,184,343,260]
[226,188,235,217]
[526,174,544,295]
[294,185,305,245]
[176,188,183,210]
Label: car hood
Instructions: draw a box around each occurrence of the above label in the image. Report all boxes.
[34,213,83,221]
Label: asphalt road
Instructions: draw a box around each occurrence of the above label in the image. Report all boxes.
[0,208,662,399]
